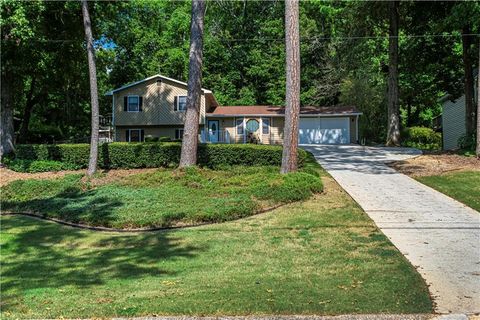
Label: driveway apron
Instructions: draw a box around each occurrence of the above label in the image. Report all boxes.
[302,144,480,314]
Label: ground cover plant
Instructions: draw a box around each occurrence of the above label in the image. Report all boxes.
[416,171,480,212]
[0,173,432,319]
[1,165,322,228]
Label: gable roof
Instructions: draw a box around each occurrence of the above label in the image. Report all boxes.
[105,74,213,96]
[207,105,361,117]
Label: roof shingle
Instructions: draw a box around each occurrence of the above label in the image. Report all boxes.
[207,105,361,116]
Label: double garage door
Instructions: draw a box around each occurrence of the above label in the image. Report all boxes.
[299,117,350,145]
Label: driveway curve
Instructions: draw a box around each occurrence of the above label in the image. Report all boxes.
[302,144,480,314]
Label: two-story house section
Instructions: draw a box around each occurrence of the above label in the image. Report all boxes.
[107,74,362,145]
[106,74,218,142]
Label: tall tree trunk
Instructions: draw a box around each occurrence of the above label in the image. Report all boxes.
[81,0,100,176]
[462,26,475,138]
[0,70,15,163]
[386,0,400,146]
[19,77,37,142]
[281,0,301,174]
[476,41,480,158]
[179,0,206,168]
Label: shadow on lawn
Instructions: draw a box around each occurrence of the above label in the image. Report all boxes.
[2,185,125,227]
[1,215,204,311]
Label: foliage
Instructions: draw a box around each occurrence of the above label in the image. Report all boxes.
[1,166,323,228]
[417,171,480,212]
[3,159,81,173]
[2,1,479,145]
[12,143,308,169]
[457,133,477,151]
[0,173,432,318]
[401,126,441,150]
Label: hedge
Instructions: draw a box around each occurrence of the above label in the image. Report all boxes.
[401,126,442,151]
[12,142,308,169]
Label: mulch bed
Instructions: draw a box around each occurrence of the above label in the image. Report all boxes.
[389,153,479,177]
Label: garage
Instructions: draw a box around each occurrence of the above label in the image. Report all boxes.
[299,117,350,144]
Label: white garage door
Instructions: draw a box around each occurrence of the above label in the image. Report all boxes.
[299,117,350,144]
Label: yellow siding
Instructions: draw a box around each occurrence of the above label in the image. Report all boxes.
[113,78,207,126]
[115,126,182,142]
[209,117,284,144]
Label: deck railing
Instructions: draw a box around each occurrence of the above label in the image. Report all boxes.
[200,129,232,144]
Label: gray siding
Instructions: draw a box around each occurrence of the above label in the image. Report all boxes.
[442,96,466,150]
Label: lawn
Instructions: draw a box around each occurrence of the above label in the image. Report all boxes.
[416,171,480,212]
[1,166,322,228]
[1,172,432,318]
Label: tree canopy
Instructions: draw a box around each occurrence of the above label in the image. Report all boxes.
[1,0,478,144]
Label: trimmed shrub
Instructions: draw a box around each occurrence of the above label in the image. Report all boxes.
[144,135,159,142]
[401,126,441,150]
[4,159,82,173]
[12,143,308,170]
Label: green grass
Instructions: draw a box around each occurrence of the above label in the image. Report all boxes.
[1,166,323,228]
[416,171,480,212]
[0,174,432,318]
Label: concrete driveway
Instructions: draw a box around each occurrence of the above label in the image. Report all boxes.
[302,144,480,315]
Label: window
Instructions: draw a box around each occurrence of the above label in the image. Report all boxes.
[127,96,140,112]
[246,119,259,133]
[126,129,144,142]
[177,96,187,111]
[175,128,184,140]
[235,118,244,135]
[262,117,270,134]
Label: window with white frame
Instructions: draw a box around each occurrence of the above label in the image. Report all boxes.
[175,128,184,140]
[127,96,140,112]
[176,96,187,111]
[261,117,270,134]
[235,118,244,135]
[127,129,143,142]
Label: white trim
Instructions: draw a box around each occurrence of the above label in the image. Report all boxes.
[127,95,140,112]
[242,117,246,143]
[106,74,213,95]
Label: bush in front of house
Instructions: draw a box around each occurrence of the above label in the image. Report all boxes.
[401,126,441,150]
[3,159,82,173]
[11,142,308,171]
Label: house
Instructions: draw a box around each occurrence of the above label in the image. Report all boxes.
[439,74,478,150]
[106,74,362,145]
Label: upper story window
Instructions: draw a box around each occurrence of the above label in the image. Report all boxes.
[176,96,187,111]
[124,95,142,112]
[262,117,270,134]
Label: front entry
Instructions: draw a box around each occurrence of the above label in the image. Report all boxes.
[208,120,219,143]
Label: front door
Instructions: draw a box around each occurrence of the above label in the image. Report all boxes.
[208,120,219,143]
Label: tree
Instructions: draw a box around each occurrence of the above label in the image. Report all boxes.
[81,0,100,176]
[179,0,206,167]
[477,43,480,158]
[462,28,476,138]
[386,0,400,146]
[281,0,300,174]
